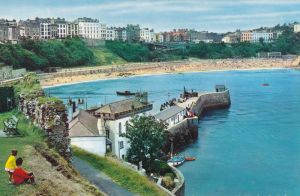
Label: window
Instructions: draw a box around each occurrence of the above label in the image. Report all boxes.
[119,122,122,135]
[119,141,124,149]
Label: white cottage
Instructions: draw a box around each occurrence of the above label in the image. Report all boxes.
[93,93,153,159]
[154,105,187,129]
[69,110,106,156]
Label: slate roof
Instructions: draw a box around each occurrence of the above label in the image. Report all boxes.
[154,105,185,121]
[95,98,147,115]
[69,109,104,137]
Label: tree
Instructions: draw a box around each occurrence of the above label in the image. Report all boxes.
[121,115,167,171]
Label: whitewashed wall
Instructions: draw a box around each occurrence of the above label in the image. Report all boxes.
[71,137,106,156]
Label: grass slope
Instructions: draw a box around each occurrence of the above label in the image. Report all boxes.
[0,111,103,196]
[91,47,127,66]
[73,147,167,196]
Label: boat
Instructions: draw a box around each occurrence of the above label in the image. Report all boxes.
[262,83,270,87]
[167,156,185,167]
[116,91,136,96]
[185,156,196,161]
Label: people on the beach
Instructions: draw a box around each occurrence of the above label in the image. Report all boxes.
[5,150,17,184]
[12,158,35,185]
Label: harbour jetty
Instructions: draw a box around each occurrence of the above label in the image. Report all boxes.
[155,85,231,153]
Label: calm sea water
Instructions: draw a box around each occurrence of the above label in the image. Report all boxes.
[47,69,300,195]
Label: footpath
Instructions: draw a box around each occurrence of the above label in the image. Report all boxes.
[72,157,134,196]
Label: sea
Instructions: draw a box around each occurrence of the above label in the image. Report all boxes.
[46,68,300,196]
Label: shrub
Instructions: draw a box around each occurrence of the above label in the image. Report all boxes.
[162,176,175,190]
[149,160,172,175]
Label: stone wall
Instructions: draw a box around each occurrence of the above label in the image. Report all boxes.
[163,90,231,154]
[163,117,198,153]
[18,94,71,160]
[191,90,231,116]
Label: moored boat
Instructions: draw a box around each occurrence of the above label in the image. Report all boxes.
[167,156,185,167]
[116,91,136,96]
[185,156,196,161]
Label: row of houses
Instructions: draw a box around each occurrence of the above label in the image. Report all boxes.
[222,30,282,44]
[0,18,157,43]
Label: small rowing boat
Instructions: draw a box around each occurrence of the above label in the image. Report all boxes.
[185,157,196,161]
[116,91,136,96]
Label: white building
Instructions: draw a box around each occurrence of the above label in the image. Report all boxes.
[67,22,79,38]
[140,28,155,43]
[106,27,117,40]
[40,22,51,39]
[294,24,300,33]
[93,93,153,159]
[69,110,107,156]
[252,32,274,43]
[122,29,127,41]
[56,20,67,38]
[154,105,187,129]
[77,17,106,40]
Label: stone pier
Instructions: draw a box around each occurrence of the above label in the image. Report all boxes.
[164,89,231,153]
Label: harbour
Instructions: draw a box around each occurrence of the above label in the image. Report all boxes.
[47,68,300,195]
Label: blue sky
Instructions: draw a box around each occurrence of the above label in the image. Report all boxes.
[1,0,300,32]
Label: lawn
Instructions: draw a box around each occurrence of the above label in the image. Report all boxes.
[0,111,103,196]
[73,147,167,196]
[0,110,43,195]
[91,47,127,65]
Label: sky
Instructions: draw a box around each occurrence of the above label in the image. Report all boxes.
[1,0,300,33]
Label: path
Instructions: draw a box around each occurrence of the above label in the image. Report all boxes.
[72,157,134,196]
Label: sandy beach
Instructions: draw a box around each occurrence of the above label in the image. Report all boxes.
[40,58,299,88]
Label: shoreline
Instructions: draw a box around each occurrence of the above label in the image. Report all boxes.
[40,58,299,88]
[42,67,292,89]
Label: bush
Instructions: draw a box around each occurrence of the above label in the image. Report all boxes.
[149,160,172,175]
[162,176,175,190]
[164,172,175,180]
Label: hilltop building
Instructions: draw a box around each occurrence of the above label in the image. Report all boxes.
[140,28,155,43]
[76,17,106,40]
[294,24,300,33]
[126,24,140,42]
[106,27,117,40]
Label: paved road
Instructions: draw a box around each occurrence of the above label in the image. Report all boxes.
[72,157,134,196]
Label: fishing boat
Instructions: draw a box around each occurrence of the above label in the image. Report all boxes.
[116,91,136,96]
[185,156,196,161]
[167,156,185,167]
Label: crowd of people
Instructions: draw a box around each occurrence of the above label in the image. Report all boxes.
[4,150,35,186]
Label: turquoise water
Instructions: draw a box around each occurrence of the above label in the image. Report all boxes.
[47,69,300,195]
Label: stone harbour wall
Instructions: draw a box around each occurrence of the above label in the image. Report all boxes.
[191,90,231,116]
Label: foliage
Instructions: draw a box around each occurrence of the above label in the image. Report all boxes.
[73,147,167,196]
[0,38,95,70]
[13,73,43,100]
[162,176,175,190]
[149,160,173,175]
[121,115,167,171]
[106,41,150,62]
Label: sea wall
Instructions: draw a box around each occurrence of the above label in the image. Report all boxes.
[164,117,199,152]
[191,90,231,116]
